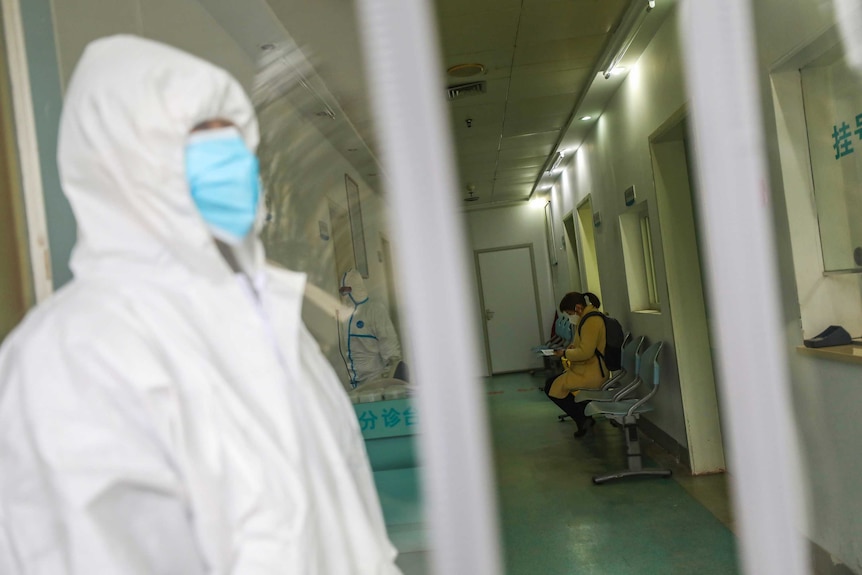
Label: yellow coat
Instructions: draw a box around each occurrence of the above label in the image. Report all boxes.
[548,305,608,399]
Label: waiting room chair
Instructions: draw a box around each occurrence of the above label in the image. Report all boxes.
[577,334,643,401]
[557,334,641,422]
[585,340,672,485]
[600,331,632,390]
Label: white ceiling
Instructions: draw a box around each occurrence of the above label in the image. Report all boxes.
[212,0,670,208]
[438,0,626,206]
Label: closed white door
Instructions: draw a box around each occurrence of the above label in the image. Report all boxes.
[477,246,543,373]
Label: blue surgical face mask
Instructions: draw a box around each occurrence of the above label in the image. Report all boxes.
[186,127,260,245]
[555,313,574,341]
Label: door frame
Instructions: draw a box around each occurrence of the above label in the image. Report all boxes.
[575,194,602,300]
[0,1,34,341]
[0,0,51,301]
[650,106,726,474]
[474,243,544,374]
[561,209,583,292]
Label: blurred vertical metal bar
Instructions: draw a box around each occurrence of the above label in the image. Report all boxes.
[353,0,503,574]
[0,0,53,302]
[679,2,807,575]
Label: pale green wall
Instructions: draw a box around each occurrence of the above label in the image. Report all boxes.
[19,0,71,288]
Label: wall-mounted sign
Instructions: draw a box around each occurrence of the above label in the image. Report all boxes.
[593,211,602,228]
[831,114,862,160]
[624,185,636,206]
[802,53,862,271]
[353,398,417,440]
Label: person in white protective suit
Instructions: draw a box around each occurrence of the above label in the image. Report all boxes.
[339,269,403,388]
[0,36,401,574]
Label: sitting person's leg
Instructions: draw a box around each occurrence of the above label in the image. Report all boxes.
[544,375,556,395]
[544,382,594,437]
[545,372,596,437]
[567,399,594,437]
[549,394,586,425]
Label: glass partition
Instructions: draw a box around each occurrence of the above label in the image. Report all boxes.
[801,44,862,272]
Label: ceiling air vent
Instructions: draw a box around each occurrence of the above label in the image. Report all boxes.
[447,81,486,101]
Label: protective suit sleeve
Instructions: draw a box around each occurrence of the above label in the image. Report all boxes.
[370,302,401,367]
[0,331,206,575]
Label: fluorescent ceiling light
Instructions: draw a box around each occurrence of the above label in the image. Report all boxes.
[580,115,593,121]
[599,0,654,79]
[530,198,547,209]
[547,151,564,173]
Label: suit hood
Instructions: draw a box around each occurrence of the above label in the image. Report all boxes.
[58,35,262,282]
[340,269,368,304]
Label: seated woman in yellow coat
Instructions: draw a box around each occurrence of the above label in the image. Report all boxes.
[544,292,608,437]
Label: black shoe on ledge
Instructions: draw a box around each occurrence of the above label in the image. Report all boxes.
[573,417,595,438]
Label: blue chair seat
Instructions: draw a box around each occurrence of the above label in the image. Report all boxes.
[574,389,620,403]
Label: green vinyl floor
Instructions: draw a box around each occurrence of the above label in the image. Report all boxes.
[386,371,740,574]
[488,372,739,575]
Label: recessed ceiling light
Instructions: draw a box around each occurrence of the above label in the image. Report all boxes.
[447,63,486,78]
[580,115,593,121]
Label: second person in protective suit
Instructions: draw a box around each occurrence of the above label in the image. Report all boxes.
[339,269,404,388]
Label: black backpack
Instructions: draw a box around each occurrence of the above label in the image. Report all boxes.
[577,311,625,374]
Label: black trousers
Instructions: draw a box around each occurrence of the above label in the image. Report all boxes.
[544,374,588,426]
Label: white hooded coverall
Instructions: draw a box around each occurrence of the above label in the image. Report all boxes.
[339,270,402,388]
[0,36,400,574]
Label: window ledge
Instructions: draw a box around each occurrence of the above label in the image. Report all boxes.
[795,344,862,366]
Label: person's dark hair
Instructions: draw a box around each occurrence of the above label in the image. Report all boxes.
[559,291,601,311]
[584,292,601,309]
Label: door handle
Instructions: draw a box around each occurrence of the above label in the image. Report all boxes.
[485,308,495,321]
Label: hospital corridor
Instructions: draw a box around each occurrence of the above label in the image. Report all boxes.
[0,0,861,574]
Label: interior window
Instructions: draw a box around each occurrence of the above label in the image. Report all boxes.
[800,45,862,273]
